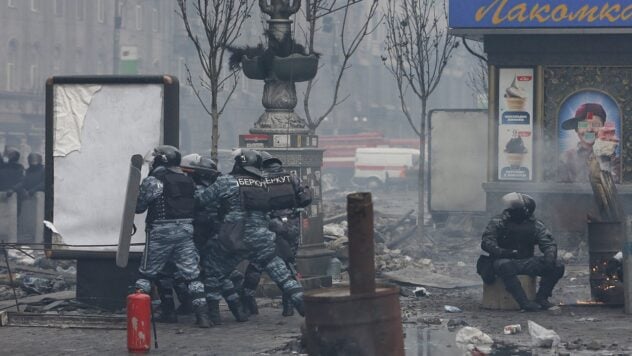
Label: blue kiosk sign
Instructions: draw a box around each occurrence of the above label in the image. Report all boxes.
[450,0,632,28]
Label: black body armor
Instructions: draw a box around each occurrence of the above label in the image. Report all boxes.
[147,169,195,223]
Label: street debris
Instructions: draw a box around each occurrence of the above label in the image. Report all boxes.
[382,266,481,289]
[446,318,468,331]
[455,326,493,354]
[413,287,429,297]
[444,305,462,313]
[21,276,67,295]
[503,324,522,335]
[528,320,560,348]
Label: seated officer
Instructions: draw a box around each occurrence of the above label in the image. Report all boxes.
[481,192,565,311]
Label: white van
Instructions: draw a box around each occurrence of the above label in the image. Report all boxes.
[353,147,420,188]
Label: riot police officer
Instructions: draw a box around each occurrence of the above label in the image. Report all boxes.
[134,145,210,328]
[196,149,311,321]
[481,192,565,311]
[240,151,308,317]
[181,153,227,325]
[153,154,220,323]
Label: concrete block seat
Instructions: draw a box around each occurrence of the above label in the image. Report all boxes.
[481,275,537,310]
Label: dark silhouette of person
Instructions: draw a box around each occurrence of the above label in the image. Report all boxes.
[0,148,24,192]
[12,153,44,197]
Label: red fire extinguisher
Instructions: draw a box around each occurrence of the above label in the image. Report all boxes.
[127,291,151,353]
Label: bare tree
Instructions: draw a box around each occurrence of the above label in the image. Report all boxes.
[383,0,458,236]
[463,39,488,107]
[177,0,256,161]
[302,0,380,134]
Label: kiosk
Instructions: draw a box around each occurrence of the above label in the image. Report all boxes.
[450,1,632,246]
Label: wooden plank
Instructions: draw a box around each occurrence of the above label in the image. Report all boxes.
[4,312,125,330]
[0,290,75,311]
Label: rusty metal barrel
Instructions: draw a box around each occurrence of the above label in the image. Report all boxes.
[587,222,624,304]
[304,192,404,356]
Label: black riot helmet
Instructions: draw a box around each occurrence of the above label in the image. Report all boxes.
[5,148,20,164]
[502,192,536,222]
[181,153,219,185]
[232,149,263,177]
[261,151,283,173]
[151,145,181,169]
[27,153,43,167]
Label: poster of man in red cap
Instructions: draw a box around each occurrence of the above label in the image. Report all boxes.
[558,90,621,183]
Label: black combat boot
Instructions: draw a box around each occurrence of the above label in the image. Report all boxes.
[503,276,540,312]
[281,293,294,317]
[227,299,249,322]
[207,299,222,326]
[156,296,178,323]
[194,304,211,328]
[535,263,564,310]
[173,281,193,315]
[241,294,259,316]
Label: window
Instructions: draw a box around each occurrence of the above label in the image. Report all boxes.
[135,5,142,31]
[30,65,38,90]
[152,8,159,32]
[117,1,125,28]
[7,0,16,8]
[30,0,39,12]
[76,0,84,20]
[6,63,15,91]
[97,0,104,23]
[55,0,64,17]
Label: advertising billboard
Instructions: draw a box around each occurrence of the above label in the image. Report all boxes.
[497,68,534,181]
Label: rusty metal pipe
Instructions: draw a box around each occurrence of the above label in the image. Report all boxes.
[347,192,376,295]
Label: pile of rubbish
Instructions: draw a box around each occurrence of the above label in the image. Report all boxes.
[0,247,76,301]
[323,209,429,273]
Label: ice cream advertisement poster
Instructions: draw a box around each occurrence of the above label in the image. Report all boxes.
[558,90,621,183]
[498,68,534,181]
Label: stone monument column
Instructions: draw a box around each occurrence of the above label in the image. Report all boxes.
[240,0,333,288]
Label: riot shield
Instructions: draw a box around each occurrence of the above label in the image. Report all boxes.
[117,154,144,267]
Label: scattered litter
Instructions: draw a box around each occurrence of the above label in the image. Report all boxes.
[418,316,442,325]
[413,287,429,297]
[447,318,468,331]
[547,306,562,315]
[455,326,493,354]
[528,320,560,348]
[577,317,598,322]
[503,324,522,335]
[457,261,466,267]
[444,305,462,313]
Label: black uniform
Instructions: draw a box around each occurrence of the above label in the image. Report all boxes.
[481,210,565,310]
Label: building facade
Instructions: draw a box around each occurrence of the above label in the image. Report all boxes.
[0,0,178,164]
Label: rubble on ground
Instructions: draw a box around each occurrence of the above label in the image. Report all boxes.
[0,247,76,302]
